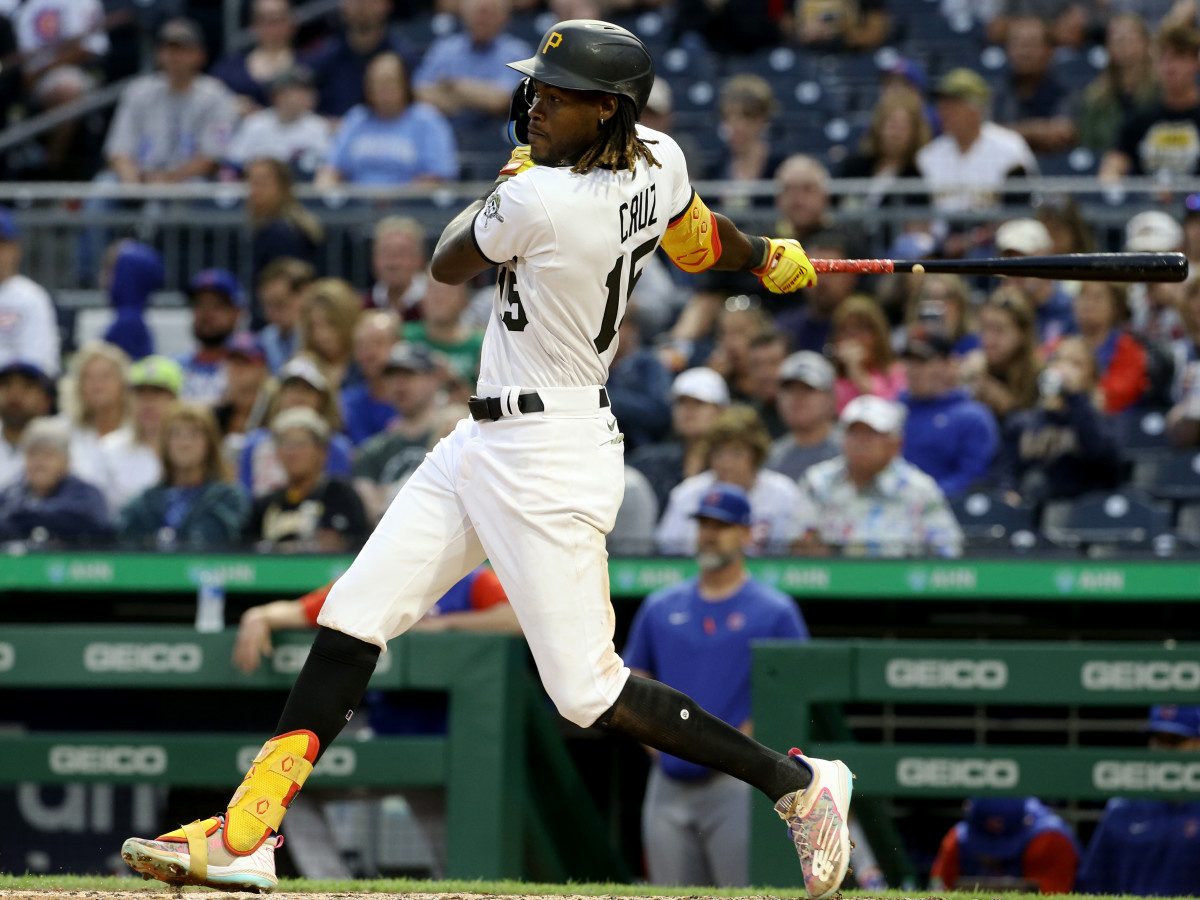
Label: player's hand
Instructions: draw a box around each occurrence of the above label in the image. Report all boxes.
[232,607,274,674]
[498,145,535,181]
[751,238,817,293]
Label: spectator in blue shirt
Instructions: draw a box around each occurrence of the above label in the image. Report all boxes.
[303,0,417,118]
[341,310,399,445]
[901,331,998,499]
[317,52,458,187]
[0,417,112,544]
[412,0,531,147]
[1076,705,1200,897]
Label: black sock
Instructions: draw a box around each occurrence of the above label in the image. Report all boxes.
[594,674,811,802]
[274,627,380,762]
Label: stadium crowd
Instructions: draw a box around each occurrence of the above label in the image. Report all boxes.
[3,0,1200,556]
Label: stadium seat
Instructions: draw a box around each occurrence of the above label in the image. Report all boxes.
[1041,490,1173,550]
[1113,409,1172,458]
[1132,451,1200,501]
[951,491,1038,549]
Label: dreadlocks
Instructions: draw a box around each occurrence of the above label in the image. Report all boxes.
[573,95,661,175]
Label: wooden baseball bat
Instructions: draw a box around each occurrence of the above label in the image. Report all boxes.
[810,252,1188,283]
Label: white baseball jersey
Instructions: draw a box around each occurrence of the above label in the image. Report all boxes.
[472,125,692,390]
[0,273,60,377]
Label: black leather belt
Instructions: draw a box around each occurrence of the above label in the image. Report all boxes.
[468,388,610,422]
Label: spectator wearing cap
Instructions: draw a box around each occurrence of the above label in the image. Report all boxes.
[96,355,183,515]
[0,361,55,488]
[930,797,1080,893]
[211,0,297,115]
[63,341,131,492]
[215,334,274,469]
[989,336,1121,504]
[1076,705,1200,896]
[1077,13,1158,156]
[353,343,446,522]
[764,351,840,482]
[412,0,531,146]
[302,0,417,119]
[795,395,963,557]
[102,240,165,362]
[239,356,354,498]
[316,52,458,188]
[118,402,248,549]
[367,216,428,321]
[342,310,399,446]
[629,367,730,513]
[245,158,326,299]
[256,257,314,374]
[0,417,111,544]
[1069,281,1150,414]
[402,280,486,402]
[916,69,1038,215]
[900,332,999,499]
[624,481,809,888]
[178,269,244,405]
[102,18,237,186]
[300,278,360,390]
[1125,211,1186,344]
[656,406,803,557]
[597,302,672,453]
[994,218,1077,344]
[1101,22,1200,183]
[226,67,332,175]
[881,56,940,134]
[0,209,59,378]
[992,15,1077,155]
[243,406,368,552]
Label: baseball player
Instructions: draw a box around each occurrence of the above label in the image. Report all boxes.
[121,20,853,899]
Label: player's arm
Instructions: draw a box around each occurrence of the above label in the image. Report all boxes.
[232,598,314,674]
[662,190,817,293]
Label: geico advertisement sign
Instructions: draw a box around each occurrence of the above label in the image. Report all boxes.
[271,646,392,676]
[237,745,356,777]
[83,643,203,673]
[1094,760,1200,791]
[885,658,1008,690]
[0,642,13,672]
[897,757,1020,788]
[49,745,167,776]
[1081,660,1200,692]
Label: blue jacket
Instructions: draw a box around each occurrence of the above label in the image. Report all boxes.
[1077,799,1200,896]
[0,475,113,542]
[103,241,164,360]
[606,347,672,452]
[902,388,998,499]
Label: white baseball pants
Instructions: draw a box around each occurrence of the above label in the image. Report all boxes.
[317,385,631,727]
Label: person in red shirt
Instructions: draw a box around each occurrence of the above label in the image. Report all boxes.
[930,796,1080,893]
[1071,281,1148,414]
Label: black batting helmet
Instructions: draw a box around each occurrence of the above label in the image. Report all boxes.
[507,19,655,116]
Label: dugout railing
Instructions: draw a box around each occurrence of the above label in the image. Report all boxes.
[0,625,631,883]
[751,639,1200,888]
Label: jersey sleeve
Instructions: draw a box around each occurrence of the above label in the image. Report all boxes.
[1022,831,1080,894]
[299,582,336,625]
[468,567,509,611]
[472,174,555,267]
[928,827,961,890]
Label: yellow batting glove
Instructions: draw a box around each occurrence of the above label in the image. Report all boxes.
[750,238,817,293]
[498,145,535,181]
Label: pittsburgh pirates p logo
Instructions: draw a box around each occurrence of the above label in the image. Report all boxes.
[542,31,562,53]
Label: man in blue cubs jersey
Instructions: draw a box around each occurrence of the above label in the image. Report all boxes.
[1076,704,1200,896]
[624,482,808,887]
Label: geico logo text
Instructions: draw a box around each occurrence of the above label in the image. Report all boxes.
[897,757,1020,788]
[1093,761,1200,791]
[83,643,203,673]
[885,658,1008,689]
[1081,661,1200,691]
[237,745,356,776]
[49,745,168,776]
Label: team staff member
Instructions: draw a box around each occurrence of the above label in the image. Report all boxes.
[625,483,809,887]
[122,21,853,900]
[1076,705,1200,896]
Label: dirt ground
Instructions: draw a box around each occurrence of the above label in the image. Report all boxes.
[0,894,819,900]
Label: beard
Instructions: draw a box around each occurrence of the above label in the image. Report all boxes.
[696,550,739,572]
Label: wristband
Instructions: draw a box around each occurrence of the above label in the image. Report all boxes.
[747,234,770,271]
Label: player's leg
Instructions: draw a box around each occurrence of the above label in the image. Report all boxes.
[123,421,485,890]
[641,766,709,887]
[696,773,752,887]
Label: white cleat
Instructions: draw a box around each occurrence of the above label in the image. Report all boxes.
[775,748,855,899]
[121,814,280,893]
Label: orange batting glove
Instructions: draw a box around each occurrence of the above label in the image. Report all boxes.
[751,238,817,293]
[498,146,535,181]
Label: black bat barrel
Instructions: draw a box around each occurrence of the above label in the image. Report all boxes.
[900,252,1189,283]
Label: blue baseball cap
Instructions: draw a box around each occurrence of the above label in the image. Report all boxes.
[692,482,752,527]
[0,359,51,385]
[187,269,244,308]
[887,56,928,93]
[226,332,266,363]
[1147,705,1200,738]
[0,207,18,242]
